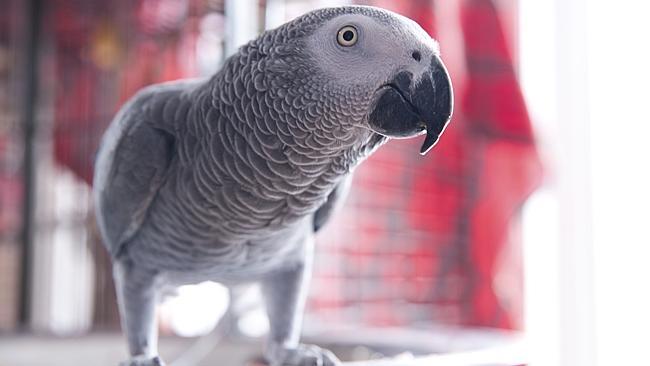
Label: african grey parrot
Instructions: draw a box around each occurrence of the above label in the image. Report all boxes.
[94,6,453,366]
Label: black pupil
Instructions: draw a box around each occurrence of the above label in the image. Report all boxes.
[342,30,354,42]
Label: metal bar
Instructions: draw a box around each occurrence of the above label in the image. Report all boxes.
[18,0,43,328]
[225,0,260,57]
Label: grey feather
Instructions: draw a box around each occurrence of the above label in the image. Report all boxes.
[94,80,201,257]
[93,6,452,366]
[96,16,386,274]
[313,174,353,232]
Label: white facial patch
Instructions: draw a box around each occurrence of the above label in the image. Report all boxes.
[306,9,440,89]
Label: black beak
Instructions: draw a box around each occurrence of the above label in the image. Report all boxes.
[368,56,453,155]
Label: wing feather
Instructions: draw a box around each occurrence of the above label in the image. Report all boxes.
[94,81,199,256]
[312,174,353,232]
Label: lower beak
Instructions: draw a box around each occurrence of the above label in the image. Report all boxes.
[368,56,454,155]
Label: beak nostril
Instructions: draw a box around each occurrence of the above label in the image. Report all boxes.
[411,50,422,62]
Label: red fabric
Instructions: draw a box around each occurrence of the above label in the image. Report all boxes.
[450,0,542,328]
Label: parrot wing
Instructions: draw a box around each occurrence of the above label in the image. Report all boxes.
[312,174,353,232]
[94,82,196,257]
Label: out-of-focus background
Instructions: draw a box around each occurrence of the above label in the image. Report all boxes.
[0,0,648,365]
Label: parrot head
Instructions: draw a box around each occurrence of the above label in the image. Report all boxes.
[294,6,454,155]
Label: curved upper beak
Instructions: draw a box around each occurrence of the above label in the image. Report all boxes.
[368,56,454,155]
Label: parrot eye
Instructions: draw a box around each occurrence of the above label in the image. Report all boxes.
[337,25,358,47]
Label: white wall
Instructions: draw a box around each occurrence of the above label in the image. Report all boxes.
[588,1,650,365]
[521,1,650,365]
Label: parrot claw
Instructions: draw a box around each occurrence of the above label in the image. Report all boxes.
[266,344,340,366]
[119,355,165,366]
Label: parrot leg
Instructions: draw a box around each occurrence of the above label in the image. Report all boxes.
[113,259,165,366]
[261,236,340,366]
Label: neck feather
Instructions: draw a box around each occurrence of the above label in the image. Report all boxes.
[181,44,387,236]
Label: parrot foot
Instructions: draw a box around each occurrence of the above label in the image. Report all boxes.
[119,355,165,366]
[266,343,340,366]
